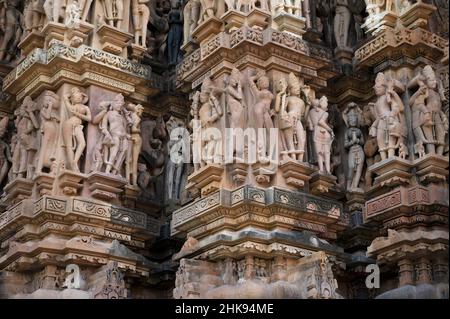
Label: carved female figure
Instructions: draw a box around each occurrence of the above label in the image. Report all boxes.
[62,87,91,172]
[249,71,275,161]
[199,0,216,23]
[132,0,150,47]
[369,73,406,160]
[37,91,60,174]
[278,73,308,162]
[126,103,144,186]
[226,68,244,130]
[334,0,351,48]
[408,65,449,156]
[43,0,66,23]
[343,102,365,191]
[307,96,334,174]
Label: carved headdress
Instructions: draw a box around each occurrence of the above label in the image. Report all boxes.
[342,102,363,128]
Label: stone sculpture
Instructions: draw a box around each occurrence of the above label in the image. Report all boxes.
[369,73,407,160]
[43,0,66,23]
[225,68,245,158]
[334,0,351,48]
[183,0,200,44]
[11,96,40,180]
[0,117,11,188]
[249,71,274,161]
[307,96,334,174]
[79,0,93,21]
[168,0,183,65]
[408,65,449,156]
[99,94,129,177]
[37,91,60,174]
[0,0,22,62]
[101,0,124,29]
[272,0,304,16]
[132,0,150,47]
[62,87,91,173]
[126,103,144,186]
[199,0,216,23]
[24,0,46,33]
[65,0,82,28]
[343,102,365,191]
[275,73,308,162]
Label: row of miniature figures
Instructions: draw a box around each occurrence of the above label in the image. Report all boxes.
[188,64,448,191]
[0,88,144,192]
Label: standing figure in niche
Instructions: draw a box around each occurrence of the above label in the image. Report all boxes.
[43,0,66,23]
[408,65,449,156]
[183,0,200,44]
[101,0,124,29]
[275,73,308,162]
[249,71,274,162]
[369,73,407,160]
[225,68,244,159]
[101,94,129,177]
[334,0,351,48]
[12,96,40,179]
[0,117,12,188]
[126,103,144,186]
[36,91,60,174]
[62,87,91,173]
[307,96,334,174]
[343,102,365,191]
[168,0,183,65]
[132,0,150,47]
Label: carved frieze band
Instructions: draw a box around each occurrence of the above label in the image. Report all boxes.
[0,196,156,234]
[3,43,153,91]
[172,186,344,230]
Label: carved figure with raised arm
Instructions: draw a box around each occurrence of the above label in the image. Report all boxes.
[62,87,92,172]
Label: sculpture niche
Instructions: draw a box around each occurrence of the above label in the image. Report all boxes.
[275,73,308,162]
[343,102,365,191]
[408,65,449,157]
[307,96,334,174]
[369,73,407,160]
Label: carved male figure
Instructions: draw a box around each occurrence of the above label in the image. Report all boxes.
[275,73,308,162]
[343,102,365,191]
[37,91,60,174]
[408,65,448,156]
[132,0,150,47]
[369,73,406,160]
[62,87,92,172]
[307,96,334,174]
[101,94,129,176]
[168,0,183,65]
[12,96,40,179]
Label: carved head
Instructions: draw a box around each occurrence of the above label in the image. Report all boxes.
[374,72,388,96]
[319,96,328,111]
[288,73,301,96]
[199,92,209,104]
[112,94,125,111]
[257,75,270,90]
[276,77,288,93]
[42,91,60,110]
[422,65,437,89]
[70,87,89,104]
[229,68,241,87]
[343,102,362,128]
